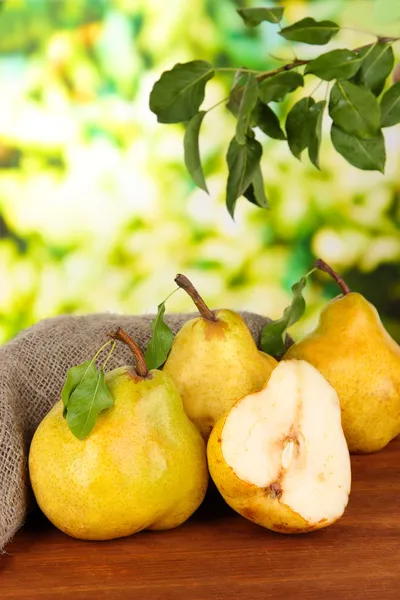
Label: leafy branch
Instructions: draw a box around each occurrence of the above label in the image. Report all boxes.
[149,6,400,217]
[257,37,398,82]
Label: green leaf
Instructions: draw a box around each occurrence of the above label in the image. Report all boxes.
[380,82,400,127]
[331,124,386,173]
[305,49,362,81]
[145,301,175,370]
[261,275,309,357]
[279,17,339,45]
[226,70,247,118]
[236,73,259,144]
[66,370,114,440]
[61,360,97,408]
[258,72,304,104]
[149,60,214,124]
[237,6,284,26]
[252,101,286,140]
[354,43,394,96]
[226,136,263,217]
[243,164,269,209]
[329,80,380,138]
[308,101,326,169]
[285,97,315,159]
[184,111,208,193]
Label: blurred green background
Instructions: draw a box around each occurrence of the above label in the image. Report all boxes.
[0,0,399,345]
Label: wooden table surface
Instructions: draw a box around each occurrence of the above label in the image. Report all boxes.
[1,437,399,600]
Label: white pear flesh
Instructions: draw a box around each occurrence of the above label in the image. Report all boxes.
[220,359,351,529]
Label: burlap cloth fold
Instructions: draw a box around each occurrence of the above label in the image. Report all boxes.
[0,311,272,550]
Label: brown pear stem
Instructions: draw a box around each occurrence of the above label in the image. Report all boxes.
[175,274,217,321]
[108,327,148,377]
[314,258,351,295]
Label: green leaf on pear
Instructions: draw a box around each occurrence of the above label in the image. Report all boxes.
[331,124,386,172]
[149,60,214,123]
[305,49,362,81]
[236,73,259,144]
[62,360,97,408]
[236,6,284,27]
[184,111,208,193]
[380,82,400,127]
[243,164,269,209]
[308,100,326,169]
[285,97,315,160]
[354,43,394,96]
[258,71,304,104]
[226,135,263,217]
[261,275,310,357]
[329,80,380,138]
[145,301,175,370]
[279,17,339,45]
[66,370,114,440]
[252,101,286,140]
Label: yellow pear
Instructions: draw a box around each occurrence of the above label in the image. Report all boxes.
[163,274,277,439]
[208,359,351,534]
[284,259,400,454]
[29,328,208,540]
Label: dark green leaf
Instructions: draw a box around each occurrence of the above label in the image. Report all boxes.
[226,69,247,118]
[236,73,259,144]
[380,82,400,127]
[243,164,269,209]
[354,43,394,96]
[308,101,326,169]
[237,7,284,26]
[305,49,362,81]
[252,101,286,140]
[329,80,380,138]
[66,370,114,440]
[261,275,309,356]
[258,72,304,104]
[184,111,208,193]
[145,301,175,370]
[285,97,315,159]
[149,60,214,123]
[226,136,263,217]
[394,62,400,84]
[331,124,386,173]
[279,17,339,45]
[61,360,97,408]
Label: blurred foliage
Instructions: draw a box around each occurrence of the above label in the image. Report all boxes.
[0,0,399,345]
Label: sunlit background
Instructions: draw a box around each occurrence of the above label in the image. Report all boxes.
[0,0,399,345]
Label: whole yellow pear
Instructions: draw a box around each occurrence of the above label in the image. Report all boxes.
[29,329,208,540]
[163,275,277,438]
[284,259,400,454]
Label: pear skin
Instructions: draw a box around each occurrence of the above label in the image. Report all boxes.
[29,334,208,541]
[164,307,277,439]
[285,292,400,453]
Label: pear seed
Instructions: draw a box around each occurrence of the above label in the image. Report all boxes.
[281,439,295,469]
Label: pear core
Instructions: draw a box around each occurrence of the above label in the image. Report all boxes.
[221,360,351,525]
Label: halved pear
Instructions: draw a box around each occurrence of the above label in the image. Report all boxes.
[207,359,351,534]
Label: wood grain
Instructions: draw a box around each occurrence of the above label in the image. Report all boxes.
[1,438,399,600]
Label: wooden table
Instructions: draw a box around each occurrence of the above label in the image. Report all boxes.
[1,438,399,599]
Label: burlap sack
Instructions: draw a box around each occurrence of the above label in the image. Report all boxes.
[0,311,275,551]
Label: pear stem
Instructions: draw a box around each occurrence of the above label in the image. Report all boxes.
[175,274,217,321]
[108,327,149,377]
[314,258,351,295]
